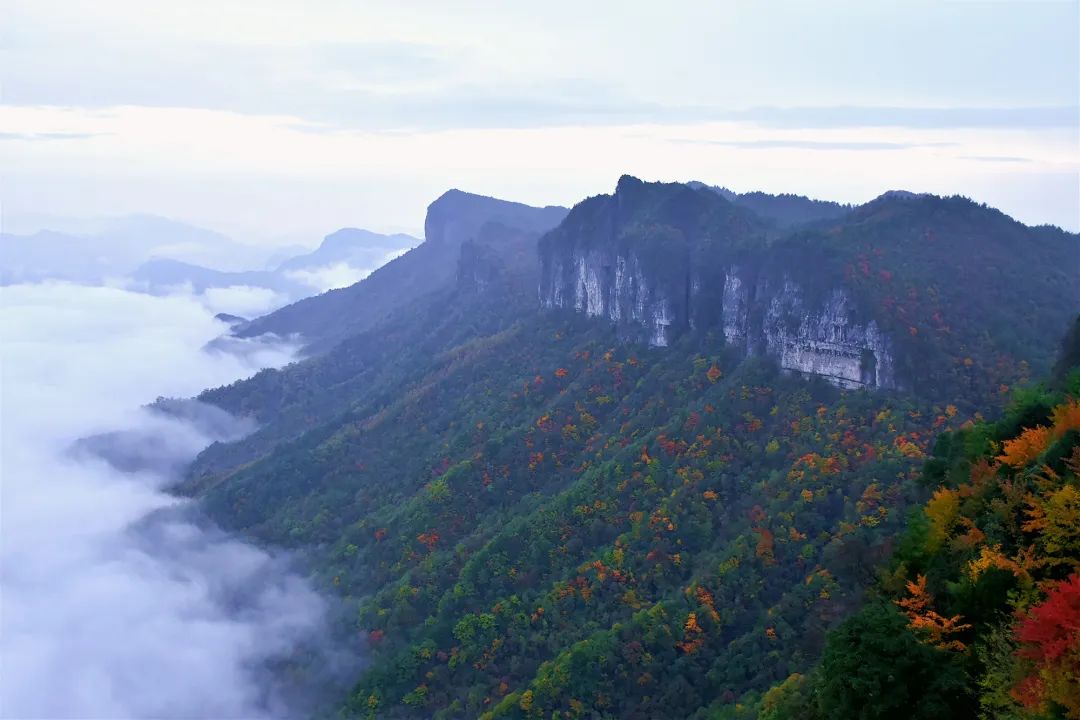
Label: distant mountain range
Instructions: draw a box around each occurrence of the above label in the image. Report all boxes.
[0,215,265,283]
[230,189,569,353]
[1,214,419,304]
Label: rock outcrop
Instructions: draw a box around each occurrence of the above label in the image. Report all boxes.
[540,244,683,347]
[539,177,897,389]
[235,190,567,355]
[758,281,895,389]
[426,189,568,247]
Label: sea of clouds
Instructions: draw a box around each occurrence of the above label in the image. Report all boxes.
[0,282,347,718]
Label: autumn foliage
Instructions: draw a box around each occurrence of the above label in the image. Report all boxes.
[895,574,971,651]
[1012,574,1080,714]
[800,384,1080,718]
[998,398,1080,468]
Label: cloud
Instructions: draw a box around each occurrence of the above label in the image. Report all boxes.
[198,284,291,316]
[6,0,1078,133]
[3,104,1077,234]
[0,131,110,141]
[714,105,1079,130]
[670,137,958,151]
[962,154,1034,164]
[284,261,374,292]
[0,282,353,719]
[283,249,410,292]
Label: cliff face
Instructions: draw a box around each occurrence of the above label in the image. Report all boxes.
[758,280,895,389]
[539,177,897,389]
[540,243,684,347]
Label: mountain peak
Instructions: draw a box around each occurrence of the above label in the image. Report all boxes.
[424,189,568,245]
[615,174,644,195]
[872,189,934,202]
[317,227,413,253]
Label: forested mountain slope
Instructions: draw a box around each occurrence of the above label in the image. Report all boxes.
[182,178,1078,719]
[233,190,567,355]
[685,181,851,228]
[757,323,1080,720]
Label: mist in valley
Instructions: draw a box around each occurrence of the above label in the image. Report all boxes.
[0,282,355,718]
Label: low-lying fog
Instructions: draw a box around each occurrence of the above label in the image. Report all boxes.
[0,282,344,718]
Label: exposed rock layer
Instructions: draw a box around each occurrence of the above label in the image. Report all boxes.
[539,177,896,389]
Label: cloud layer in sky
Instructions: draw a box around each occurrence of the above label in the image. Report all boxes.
[1,0,1077,238]
[0,283,348,718]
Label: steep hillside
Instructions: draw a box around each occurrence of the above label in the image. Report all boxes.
[756,335,1080,720]
[179,179,1077,719]
[192,307,938,719]
[233,190,567,354]
[184,226,541,487]
[541,178,1078,400]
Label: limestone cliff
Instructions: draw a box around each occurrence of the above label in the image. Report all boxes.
[538,177,897,389]
[758,280,895,389]
[540,245,683,347]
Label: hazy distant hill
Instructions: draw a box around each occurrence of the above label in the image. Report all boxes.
[129,228,419,299]
[232,189,568,354]
[2,217,420,303]
[0,214,275,284]
[0,215,266,284]
[276,228,418,274]
[129,259,309,297]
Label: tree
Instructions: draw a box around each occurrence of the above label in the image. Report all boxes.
[817,603,973,720]
[759,673,820,720]
[895,575,971,651]
[1012,574,1080,715]
[924,488,960,551]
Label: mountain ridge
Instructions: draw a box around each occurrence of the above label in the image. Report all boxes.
[232,189,569,354]
[174,177,1077,719]
[539,177,1078,396]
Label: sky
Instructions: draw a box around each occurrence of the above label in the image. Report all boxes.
[1,0,1078,242]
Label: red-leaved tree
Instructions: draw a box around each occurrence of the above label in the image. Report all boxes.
[1012,573,1080,714]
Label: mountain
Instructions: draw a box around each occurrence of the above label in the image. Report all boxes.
[68,213,258,270]
[759,340,1080,719]
[687,181,852,228]
[231,190,568,354]
[275,228,418,274]
[0,215,273,284]
[423,189,569,246]
[1,230,120,284]
[129,228,419,299]
[130,258,310,297]
[542,177,1078,398]
[175,178,1077,719]
[3,218,421,309]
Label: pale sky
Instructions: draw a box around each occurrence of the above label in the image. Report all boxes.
[1,0,1078,242]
